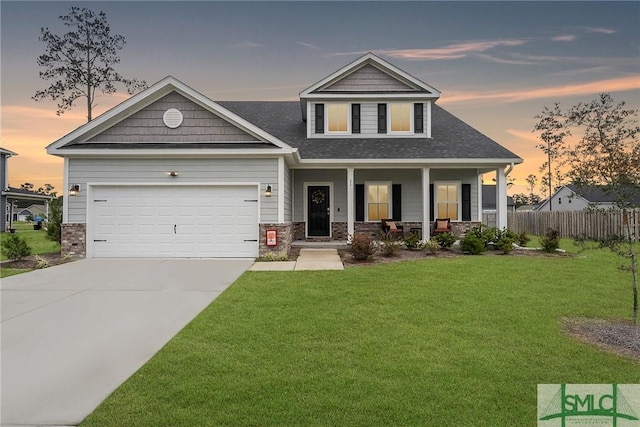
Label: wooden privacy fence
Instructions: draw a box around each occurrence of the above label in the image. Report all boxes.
[483,209,640,241]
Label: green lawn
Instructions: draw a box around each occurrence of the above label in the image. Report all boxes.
[1,222,60,261]
[82,243,639,426]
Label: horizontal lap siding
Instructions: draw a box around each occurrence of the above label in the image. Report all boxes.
[284,163,292,222]
[68,158,278,223]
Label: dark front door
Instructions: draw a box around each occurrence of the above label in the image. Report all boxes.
[307,185,330,237]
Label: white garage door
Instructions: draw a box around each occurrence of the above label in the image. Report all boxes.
[89,185,259,258]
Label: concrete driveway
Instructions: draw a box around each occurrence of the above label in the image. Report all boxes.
[0,258,252,426]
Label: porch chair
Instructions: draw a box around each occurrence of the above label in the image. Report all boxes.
[433,218,451,235]
[381,219,404,238]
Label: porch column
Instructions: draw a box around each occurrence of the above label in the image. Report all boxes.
[422,167,430,240]
[477,173,483,224]
[347,167,354,239]
[495,167,507,229]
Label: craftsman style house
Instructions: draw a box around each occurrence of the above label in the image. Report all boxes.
[47,53,522,258]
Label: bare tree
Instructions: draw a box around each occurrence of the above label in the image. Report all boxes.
[33,7,146,122]
[533,104,570,210]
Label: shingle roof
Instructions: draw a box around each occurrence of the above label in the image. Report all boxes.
[218,101,521,160]
[482,185,515,210]
[566,184,640,205]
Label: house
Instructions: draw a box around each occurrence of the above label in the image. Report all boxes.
[46,53,522,258]
[482,185,515,213]
[537,184,640,211]
[16,204,47,222]
[1,147,17,231]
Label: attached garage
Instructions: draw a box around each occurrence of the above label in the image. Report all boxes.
[87,185,259,258]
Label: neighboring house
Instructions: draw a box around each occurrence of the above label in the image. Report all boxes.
[3,187,53,230]
[1,147,17,232]
[46,52,522,258]
[516,203,542,212]
[16,204,46,222]
[537,184,640,212]
[482,185,515,213]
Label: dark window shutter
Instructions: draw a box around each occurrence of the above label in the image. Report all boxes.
[429,184,434,221]
[315,104,324,134]
[377,104,387,133]
[462,184,471,221]
[352,104,361,134]
[355,184,364,221]
[392,184,402,221]
[414,103,424,133]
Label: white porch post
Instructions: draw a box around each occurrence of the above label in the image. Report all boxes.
[422,167,430,240]
[477,173,483,224]
[347,167,354,239]
[495,167,507,229]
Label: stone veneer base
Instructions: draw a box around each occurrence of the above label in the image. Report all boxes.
[61,223,87,257]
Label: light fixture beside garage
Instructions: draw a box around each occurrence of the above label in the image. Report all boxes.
[168,171,179,177]
[69,184,80,196]
[265,184,272,197]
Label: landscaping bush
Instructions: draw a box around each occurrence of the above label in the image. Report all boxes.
[516,232,530,247]
[349,233,376,260]
[46,197,63,244]
[434,232,456,249]
[1,234,32,261]
[494,229,517,254]
[379,230,401,257]
[402,232,422,250]
[422,239,439,255]
[34,254,50,269]
[540,228,561,253]
[460,234,485,255]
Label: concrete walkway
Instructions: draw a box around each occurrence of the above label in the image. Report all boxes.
[249,248,344,271]
[0,258,252,426]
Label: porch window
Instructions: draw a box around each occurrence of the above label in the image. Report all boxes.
[435,182,460,220]
[389,103,412,133]
[366,182,390,221]
[327,103,349,133]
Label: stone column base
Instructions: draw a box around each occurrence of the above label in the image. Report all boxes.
[62,223,86,257]
[259,223,293,258]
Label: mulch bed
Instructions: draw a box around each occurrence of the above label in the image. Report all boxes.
[562,317,640,362]
[1,253,73,270]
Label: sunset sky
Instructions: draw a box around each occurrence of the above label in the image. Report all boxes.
[2,1,639,196]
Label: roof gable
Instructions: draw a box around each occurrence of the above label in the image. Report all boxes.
[47,76,293,155]
[300,52,441,98]
[86,92,259,143]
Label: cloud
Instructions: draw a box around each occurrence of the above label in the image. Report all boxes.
[584,27,616,35]
[472,53,538,65]
[231,41,263,49]
[551,34,576,42]
[440,75,640,105]
[297,41,322,50]
[329,39,528,61]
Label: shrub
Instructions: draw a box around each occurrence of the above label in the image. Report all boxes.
[434,232,456,249]
[349,233,376,260]
[516,232,530,247]
[1,234,32,261]
[494,229,517,254]
[380,240,401,257]
[422,239,439,255]
[46,197,63,244]
[467,224,498,247]
[460,234,485,255]
[540,228,561,253]
[402,232,422,250]
[34,254,50,269]
[263,251,289,261]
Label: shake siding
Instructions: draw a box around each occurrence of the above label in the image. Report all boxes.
[67,158,278,223]
[319,64,418,92]
[87,92,258,143]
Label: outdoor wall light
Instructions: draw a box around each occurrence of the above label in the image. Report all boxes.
[265,184,272,197]
[168,171,179,177]
[69,184,80,196]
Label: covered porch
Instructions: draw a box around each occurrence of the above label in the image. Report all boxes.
[290,165,511,242]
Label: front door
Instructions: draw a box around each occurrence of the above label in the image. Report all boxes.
[307,185,330,237]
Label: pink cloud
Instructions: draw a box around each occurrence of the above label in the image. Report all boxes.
[584,27,616,35]
[551,34,576,42]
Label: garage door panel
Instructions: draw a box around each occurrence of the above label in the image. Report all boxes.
[90,185,258,258]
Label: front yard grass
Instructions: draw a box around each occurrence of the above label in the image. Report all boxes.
[83,246,639,426]
[1,222,60,261]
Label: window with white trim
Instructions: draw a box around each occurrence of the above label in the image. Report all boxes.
[389,102,412,133]
[366,182,391,221]
[435,182,461,220]
[327,103,349,133]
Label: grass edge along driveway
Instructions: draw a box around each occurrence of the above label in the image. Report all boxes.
[82,249,639,426]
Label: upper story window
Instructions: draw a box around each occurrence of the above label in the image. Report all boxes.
[390,103,411,132]
[327,103,349,133]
